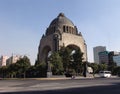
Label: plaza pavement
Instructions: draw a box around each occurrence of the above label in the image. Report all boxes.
[0,76,93,93]
[0,75,119,93]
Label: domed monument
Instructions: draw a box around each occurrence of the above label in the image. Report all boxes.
[38,13,87,63]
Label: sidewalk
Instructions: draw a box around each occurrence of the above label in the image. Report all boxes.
[31,75,94,80]
[1,74,118,81]
[32,74,119,80]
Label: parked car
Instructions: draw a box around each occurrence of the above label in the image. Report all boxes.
[117,71,120,77]
[65,72,72,77]
[99,71,111,78]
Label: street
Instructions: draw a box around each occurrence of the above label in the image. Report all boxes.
[0,77,120,94]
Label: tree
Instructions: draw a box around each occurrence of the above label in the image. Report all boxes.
[26,65,37,78]
[98,64,107,71]
[50,52,63,75]
[90,63,98,76]
[108,61,117,74]
[16,56,31,78]
[111,66,120,75]
[35,61,47,77]
[34,59,40,66]
[72,49,84,75]
[0,66,8,78]
[7,63,19,78]
[59,47,72,72]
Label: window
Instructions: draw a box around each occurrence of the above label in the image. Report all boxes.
[67,26,68,32]
[63,26,65,32]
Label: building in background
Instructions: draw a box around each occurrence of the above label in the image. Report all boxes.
[99,51,109,64]
[108,51,120,66]
[6,55,22,66]
[93,46,106,64]
[0,55,9,67]
[95,49,120,66]
[108,51,120,65]
[113,55,120,66]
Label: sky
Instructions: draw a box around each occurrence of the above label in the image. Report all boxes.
[0,0,120,65]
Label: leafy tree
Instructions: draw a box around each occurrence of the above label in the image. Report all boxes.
[35,61,47,77]
[111,66,120,75]
[59,47,72,72]
[90,63,98,76]
[50,52,63,75]
[98,64,107,71]
[0,66,8,78]
[7,63,19,78]
[16,56,31,78]
[72,49,84,75]
[26,65,36,78]
[108,61,117,74]
[35,59,40,66]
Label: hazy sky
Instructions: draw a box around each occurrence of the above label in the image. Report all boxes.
[0,0,120,65]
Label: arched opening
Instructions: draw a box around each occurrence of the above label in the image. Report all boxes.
[66,44,80,52]
[66,44,81,61]
[41,46,52,63]
[66,44,83,75]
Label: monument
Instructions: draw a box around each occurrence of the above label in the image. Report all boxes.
[38,13,87,62]
[37,13,88,77]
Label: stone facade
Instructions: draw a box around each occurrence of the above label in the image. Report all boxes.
[38,13,87,62]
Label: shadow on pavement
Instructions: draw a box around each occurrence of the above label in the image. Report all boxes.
[1,82,120,94]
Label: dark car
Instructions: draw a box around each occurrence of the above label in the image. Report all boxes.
[65,72,72,77]
[118,71,120,77]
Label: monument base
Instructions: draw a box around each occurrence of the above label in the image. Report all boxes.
[47,72,52,78]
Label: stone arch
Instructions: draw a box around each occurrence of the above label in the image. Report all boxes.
[41,45,52,62]
[66,44,82,57]
[66,44,81,52]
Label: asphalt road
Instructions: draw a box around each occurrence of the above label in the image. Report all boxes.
[0,77,120,94]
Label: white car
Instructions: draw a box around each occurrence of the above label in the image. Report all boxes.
[99,71,111,78]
